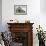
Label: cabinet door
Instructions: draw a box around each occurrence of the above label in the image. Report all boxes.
[11,31,33,46]
[11,32,28,46]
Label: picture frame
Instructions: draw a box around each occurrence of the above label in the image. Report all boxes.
[14,5,27,15]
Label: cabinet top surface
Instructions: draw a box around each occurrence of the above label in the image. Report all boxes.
[7,23,34,25]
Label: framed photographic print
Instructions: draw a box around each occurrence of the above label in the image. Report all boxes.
[14,5,27,15]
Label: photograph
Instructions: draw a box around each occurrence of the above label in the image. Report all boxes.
[14,5,27,15]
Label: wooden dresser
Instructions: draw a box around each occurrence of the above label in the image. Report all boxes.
[7,23,34,46]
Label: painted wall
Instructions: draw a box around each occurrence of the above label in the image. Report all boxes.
[2,0,46,46]
[0,0,2,32]
[2,0,40,46]
[40,0,46,14]
[2,0,40,31]
[40,0,46,31]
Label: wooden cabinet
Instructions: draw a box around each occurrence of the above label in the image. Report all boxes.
[7,23,34,46]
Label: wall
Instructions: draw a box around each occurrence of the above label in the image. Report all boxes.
[40,0,46,31]
[2,0,40,30]
[2,0,40,46]
[0,0,2,32]
[2,0,46,46]
[40,0,46,14]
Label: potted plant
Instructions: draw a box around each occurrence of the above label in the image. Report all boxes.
[36,25,45,46]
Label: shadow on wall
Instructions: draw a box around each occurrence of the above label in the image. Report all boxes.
[0,0,2,32]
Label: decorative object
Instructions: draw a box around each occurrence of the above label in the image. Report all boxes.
[0,32,5,46]
[44,31,46,40]
[9,19,19,23]
[1,31,12,46]
[36,25,45,46]
[10,20,13,21]
[25,20,30,23]
[14,5,27,15]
